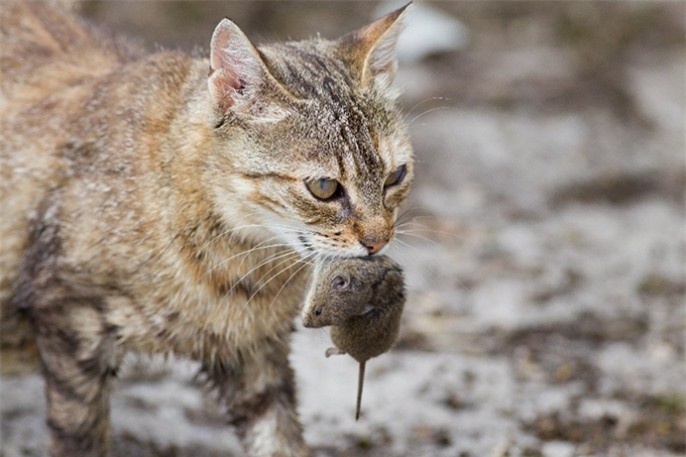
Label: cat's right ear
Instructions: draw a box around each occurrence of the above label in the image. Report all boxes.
[338,3,410,91]
[208,19,290,119]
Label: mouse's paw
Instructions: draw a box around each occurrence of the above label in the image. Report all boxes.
[325,347,346,358]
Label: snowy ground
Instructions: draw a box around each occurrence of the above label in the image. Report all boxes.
[2,2,685,457]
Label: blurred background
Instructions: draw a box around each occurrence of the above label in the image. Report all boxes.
[2,2,684,456]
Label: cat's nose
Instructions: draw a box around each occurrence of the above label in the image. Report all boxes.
[360,236,387,255]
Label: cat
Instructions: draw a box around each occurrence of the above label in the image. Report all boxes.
[0,1,414,456]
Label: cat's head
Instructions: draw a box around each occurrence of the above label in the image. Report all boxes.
[206,5,413,259]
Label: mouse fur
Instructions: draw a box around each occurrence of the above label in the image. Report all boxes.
[302,255,406,419]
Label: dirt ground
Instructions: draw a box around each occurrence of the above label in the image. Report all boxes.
[2,2,685,457]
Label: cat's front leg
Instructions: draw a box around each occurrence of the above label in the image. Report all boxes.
[33,302,119,457]
[203,337,309,457]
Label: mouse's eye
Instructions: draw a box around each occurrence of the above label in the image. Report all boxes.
[315,308,322,316]
[331,275,349,290]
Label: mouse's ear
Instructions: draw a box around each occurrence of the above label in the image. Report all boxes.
[331,274,350,291]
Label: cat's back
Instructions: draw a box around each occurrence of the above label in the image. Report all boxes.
[0,0,142,198]
[0,0,138,104]
[0,0,147,370]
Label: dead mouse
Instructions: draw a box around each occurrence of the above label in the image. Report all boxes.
[302,255,405,420]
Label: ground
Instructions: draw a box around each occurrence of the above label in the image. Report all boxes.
[1,2,685,457]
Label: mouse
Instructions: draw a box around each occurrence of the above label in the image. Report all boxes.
[302,255,406,420]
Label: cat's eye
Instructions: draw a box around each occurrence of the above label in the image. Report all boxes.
[306,178,340,201]
[384,164,407,188]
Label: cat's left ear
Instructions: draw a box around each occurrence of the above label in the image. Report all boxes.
[339,3,410,90]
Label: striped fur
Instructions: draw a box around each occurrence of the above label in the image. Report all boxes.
[0,1,413,455]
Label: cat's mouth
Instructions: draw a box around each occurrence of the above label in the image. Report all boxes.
[313,239,379,259]
[288,229,390,260]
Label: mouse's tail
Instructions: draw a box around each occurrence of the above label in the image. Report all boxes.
[355,361,366,421]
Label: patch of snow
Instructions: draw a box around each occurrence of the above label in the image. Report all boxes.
[542,441,576,457]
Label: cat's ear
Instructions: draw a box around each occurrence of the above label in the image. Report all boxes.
[339,3,410,89]
[208,18,290,119]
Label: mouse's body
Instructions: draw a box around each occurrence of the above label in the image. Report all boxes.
[302,255,406,419]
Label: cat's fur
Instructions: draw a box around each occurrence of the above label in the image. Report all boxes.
[0,1,414,456]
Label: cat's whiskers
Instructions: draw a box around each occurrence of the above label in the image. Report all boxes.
[385,239,446,289]
[267,253,316,308]
[395,206,435,225]
[242,251,314,309]
[233,239,298,274]
[198,222,305,253]
[257,246,311,288]
[393,222,469,291]
[405,96,451,118]
[407,105,450,127]
[384,242,414,269]
[396,224,465,244]
[220,249,301,301]
[395,211,465,238]
[395,230,440,246]
[205,237,292,276]
[389,237,423,255]
[243,251,304,300]
[201,214,314,276]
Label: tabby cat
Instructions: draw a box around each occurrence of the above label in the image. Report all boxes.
[0,1,414,456]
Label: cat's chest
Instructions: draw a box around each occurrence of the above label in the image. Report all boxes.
[114,246,310,357]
